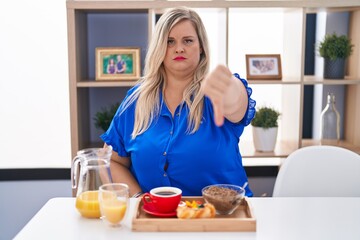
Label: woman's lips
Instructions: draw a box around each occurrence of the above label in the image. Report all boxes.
[174,56,186,61]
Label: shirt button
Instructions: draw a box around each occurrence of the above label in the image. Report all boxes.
[163,152,167,156]
[163,173,167,177]
[176,113,180,117]
[170,131,173,135]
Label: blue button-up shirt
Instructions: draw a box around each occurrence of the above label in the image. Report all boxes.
[101,74,255,196]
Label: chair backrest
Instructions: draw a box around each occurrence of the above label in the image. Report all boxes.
[272,145,360,197]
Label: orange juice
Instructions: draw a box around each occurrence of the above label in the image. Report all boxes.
[102,201,127,224]
[75,191,100,218]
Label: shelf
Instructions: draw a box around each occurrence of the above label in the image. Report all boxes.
[77,80,137,87]
[304,76,360,85]
[240,140,299,158]
[76,75,360,88]
[301,139,360,154]
[86,140,285,167]
[243,157,284,167]
[83,141,104,149]
[66,1,360,10]
[248,78,301,85]
[306,6,360,14]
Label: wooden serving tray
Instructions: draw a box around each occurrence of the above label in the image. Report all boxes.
[131,197,256,232]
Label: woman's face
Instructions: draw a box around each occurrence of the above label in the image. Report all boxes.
[163,20,202,78]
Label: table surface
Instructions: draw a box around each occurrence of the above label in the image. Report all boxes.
[15,197,360,240]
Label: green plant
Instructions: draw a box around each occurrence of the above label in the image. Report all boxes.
[94,102,120,132]
[251,106,280,129]
[318,33,354,60]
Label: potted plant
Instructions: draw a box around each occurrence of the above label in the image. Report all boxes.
[93,102,120,132]
[251,106,280,152]
[318,33,354,79]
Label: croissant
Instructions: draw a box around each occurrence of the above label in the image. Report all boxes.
[176,201,216,219]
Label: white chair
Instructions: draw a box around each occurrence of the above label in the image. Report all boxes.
[272,145,360,197]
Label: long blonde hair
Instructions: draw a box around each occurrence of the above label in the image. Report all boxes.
[122,7,210,139]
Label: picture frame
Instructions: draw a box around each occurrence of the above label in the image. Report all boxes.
[245,54,282,80]
[95,47,141,81]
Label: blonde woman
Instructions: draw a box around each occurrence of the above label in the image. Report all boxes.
[101,7,256,197]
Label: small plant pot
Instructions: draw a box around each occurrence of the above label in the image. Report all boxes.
[252,127,278,152]
[324,58,345,79]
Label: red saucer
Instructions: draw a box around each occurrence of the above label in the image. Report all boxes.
[142,204,177,218]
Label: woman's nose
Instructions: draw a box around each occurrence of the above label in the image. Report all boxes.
[175,45,184,53]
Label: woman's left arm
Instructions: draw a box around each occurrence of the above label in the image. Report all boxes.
[202,64,248,126]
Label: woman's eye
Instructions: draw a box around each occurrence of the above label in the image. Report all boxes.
[167,39,175,46]
[184,39,193,44]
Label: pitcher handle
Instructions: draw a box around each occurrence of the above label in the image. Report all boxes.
[71,156,83,190]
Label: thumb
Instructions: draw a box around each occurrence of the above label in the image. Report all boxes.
[212,101,224,127]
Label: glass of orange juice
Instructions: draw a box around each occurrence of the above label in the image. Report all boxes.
[99,183,129,227]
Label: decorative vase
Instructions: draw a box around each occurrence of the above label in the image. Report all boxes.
[320,93,340,142]
[324,58,345,79]
[252,127,278,152]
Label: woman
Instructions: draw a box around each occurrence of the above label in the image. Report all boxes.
[116,54,127,74]
[101,7,256,197]
[106,58,116,74]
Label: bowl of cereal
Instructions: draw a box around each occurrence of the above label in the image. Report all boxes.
[202,184,245,215]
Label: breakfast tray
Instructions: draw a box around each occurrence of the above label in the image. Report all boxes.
[131,196,256,232]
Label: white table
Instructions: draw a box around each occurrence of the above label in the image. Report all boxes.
[15,197,360,240]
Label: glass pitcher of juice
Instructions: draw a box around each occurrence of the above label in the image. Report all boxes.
[71,145,113,218]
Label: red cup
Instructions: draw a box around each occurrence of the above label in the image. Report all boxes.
[142,187,182,213]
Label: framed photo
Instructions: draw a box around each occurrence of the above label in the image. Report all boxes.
[245,54,282,80]
[95,47,141,81]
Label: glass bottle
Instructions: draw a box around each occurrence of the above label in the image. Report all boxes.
[320,93,340,142]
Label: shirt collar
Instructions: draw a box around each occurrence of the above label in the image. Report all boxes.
[159,89,187,117]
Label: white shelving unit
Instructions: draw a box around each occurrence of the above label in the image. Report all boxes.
[66,0,360,159]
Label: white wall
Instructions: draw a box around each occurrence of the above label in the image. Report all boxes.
[228,8,284,141]
[0,180,72,239]
[0,0,71,168]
